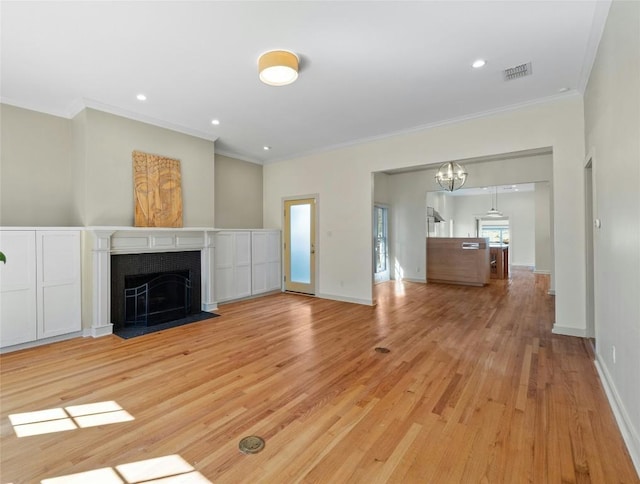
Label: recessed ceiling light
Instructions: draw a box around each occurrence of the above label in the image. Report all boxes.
[136,94,147,101]
[263,146,271,151]
[211,119,220,126]
[472,59,486,69]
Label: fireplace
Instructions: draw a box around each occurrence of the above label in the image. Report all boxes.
[124,270,192,326]
[111,251,201,330]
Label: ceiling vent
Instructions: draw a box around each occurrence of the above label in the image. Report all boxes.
[503,62,532,81]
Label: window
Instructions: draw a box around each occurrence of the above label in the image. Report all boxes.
[480,220,509,245]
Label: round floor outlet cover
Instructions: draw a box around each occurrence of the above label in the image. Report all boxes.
[375,347,391,353]
[238,436,265,454]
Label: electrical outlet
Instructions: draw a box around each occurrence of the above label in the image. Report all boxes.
[612,345,616,364]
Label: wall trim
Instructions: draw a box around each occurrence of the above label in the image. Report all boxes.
[551,324,586,337]
[85,324,114,338]
[0,331,83,354]
[595,356,640,477]
[533,269,551,275]
[403,277,427,283]
[317,293,374,306]
[202,302,219,312]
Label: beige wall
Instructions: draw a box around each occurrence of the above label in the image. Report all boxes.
[80,109,215,227]
[0,104,76,226]
[534,182,552,273]
[584,0,640,470]
[1,105,216,228]
[264,96,585,325]
[214,154,263,228]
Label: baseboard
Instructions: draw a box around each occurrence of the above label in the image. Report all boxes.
[217,290,282,306]
[316,293,374,306]
[402,277,427,283]
[551,324,587,337]
[547,289,556,296]
[0,331,84,354]
[595,356,640,477]
[87,324,114,337]
[202,302,219,312]
[533,269,551,275]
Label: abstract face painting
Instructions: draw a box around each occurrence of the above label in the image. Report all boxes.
[133,151,183,227]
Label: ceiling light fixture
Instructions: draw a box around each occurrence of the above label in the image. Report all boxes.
[136,94,147,101]
[211,119,220,125]
[263,146,271,151]
[258,50,299,86]
[472,59,486,69]
[435,161,468,191]
[486,186,503,218]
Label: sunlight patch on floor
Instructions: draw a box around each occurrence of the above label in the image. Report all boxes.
[41,455,211,484]
[9,401,134,437]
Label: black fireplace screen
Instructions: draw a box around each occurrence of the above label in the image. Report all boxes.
[111,251,201,330]
[124,270,191,326]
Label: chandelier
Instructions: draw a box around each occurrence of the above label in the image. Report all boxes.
[435,161,468,191]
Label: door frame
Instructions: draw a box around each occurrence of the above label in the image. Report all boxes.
[584,152,598,342]
[281,194,319,295]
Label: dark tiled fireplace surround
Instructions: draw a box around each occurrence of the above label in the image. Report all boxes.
[111,251,201,331]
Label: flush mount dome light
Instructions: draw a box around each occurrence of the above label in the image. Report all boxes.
[435,161,468,191]
[258,50,299,86]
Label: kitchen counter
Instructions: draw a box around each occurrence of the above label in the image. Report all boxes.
[426,237,490,286]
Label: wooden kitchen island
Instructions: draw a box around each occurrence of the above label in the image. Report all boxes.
[426,237,490,286]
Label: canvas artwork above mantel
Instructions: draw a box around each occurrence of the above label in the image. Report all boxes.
[133,150,183,228]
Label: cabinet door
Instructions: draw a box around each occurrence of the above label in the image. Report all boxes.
[266,231,282,291]
[36,231,81,339]
[214,232,235,302]
[0,231,37,347]
[251,232,268,295]
[234,232,252,299]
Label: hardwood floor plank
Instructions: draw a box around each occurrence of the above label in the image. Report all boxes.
[1,269,638,483]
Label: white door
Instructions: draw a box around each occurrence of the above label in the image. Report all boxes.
[284,199,316,294]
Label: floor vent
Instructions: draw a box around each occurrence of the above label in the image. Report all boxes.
[239,436,265,454]
[503,62,532,81]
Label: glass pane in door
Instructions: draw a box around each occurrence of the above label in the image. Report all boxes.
[290,204,311,284]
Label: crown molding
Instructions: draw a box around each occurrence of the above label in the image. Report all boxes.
[263,91,583,165]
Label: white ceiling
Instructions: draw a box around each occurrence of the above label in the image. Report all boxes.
[1,1,609,164]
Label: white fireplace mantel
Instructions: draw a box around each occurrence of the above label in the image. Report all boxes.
[87,227,217,337]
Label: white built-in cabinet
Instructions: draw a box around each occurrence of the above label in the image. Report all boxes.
[251,231,281,295]
[0,229,81,348]
[214,230,281,303]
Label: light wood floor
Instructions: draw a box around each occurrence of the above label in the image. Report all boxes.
[1,269,638,483]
